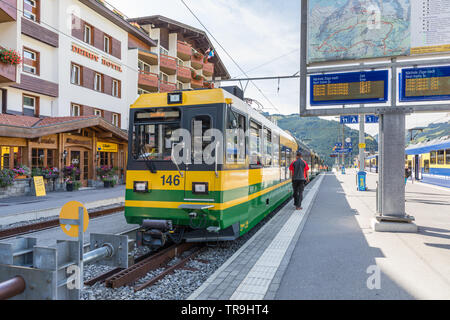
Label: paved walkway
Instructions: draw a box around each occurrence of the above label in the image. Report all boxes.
[0,186,125,226]
[188,175,324,300]
[189,171,450,300]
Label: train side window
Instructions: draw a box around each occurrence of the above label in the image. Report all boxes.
[226,109,246,164]
[437,150,445,165]
[446,149,450,165]
[430,151,437,165]
[273,134,280,168]
[424,160,430,173]
[192,115,212,164]
[286,148,291,178]
[263,128,272,167]
[280,146,286,180]
[249,120,262,166]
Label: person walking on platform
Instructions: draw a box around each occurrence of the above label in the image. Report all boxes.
[289,151,310,211]
[405,167,412,185]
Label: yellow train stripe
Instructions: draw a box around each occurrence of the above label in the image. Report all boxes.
[126,168,289,191]
[125,180,291,211]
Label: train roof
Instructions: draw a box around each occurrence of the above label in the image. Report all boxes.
[131,88,298,149]
[406,136,450,155]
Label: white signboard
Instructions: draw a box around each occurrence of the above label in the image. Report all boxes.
[308,0,450,64]
[411,0,450,55]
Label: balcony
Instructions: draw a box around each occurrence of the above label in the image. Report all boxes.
[159,54,177,75]
[159,80,177,93]
[203,62,214,77]
[138,49,158,66]
[177,41,192,61]
[191,53,204,70]
[0,52,16,84]
[191,77,204,89]
[177,65,191,83]
[138,71,158,92]
[0,0,17,23]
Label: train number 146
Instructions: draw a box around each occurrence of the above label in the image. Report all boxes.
[161,175,181,186]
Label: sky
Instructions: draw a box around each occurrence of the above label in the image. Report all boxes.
[107,0,450,136]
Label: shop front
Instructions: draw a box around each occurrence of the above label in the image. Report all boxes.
[0,114,128,195]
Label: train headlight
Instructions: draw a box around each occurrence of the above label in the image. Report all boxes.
[192,182,209,195]
[134,181,149,193]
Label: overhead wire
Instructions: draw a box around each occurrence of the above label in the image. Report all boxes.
[180,0,283,114]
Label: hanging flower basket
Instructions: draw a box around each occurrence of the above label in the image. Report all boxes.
[0,48,22,66]
[191,70,202,80]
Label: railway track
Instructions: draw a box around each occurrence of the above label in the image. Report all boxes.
[0,205,125,240]
[85,242,205,291]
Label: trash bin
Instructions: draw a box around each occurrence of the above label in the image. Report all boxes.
[357,171,367,191]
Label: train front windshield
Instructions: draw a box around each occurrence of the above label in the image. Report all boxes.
[132,108,181,161]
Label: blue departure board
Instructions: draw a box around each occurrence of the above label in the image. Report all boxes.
[400,66,450,102]
[310,70,389,106]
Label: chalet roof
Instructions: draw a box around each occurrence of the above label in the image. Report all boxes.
[128,15,230,79]
[0,114,128,141]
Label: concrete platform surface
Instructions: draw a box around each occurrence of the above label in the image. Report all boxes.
[276,171,450,300]
[188,175,324,300]
[0,186,125,226]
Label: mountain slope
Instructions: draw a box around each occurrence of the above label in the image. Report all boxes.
[407,121,450,145]
[272,114,378,167]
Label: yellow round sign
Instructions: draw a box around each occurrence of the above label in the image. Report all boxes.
[59,201,89,238]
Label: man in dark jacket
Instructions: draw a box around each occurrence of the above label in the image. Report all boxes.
[289,151,310,210]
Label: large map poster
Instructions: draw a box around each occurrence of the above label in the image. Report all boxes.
[308,0,450,64]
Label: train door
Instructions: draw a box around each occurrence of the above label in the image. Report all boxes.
[182,107,220,201]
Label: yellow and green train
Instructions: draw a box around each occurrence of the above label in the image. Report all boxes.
[125,87,322,247]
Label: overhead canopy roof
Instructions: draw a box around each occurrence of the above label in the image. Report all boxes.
[127,15,230,79]
[0,114,128,141]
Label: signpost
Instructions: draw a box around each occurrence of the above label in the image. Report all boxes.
[299,0,450,231]
[59,201,89,295]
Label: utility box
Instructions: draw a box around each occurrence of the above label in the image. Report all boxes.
[357,171,367,191]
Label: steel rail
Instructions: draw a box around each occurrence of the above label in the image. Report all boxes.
[104,242,195,289]
[0,205,125,240]
[134,247,204,292]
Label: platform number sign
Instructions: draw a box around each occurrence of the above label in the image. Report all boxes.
[340,115,359,124]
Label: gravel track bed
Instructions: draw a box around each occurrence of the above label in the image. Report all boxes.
[81,200,289,300]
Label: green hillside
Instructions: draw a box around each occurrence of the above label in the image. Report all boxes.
[272,114,378,167]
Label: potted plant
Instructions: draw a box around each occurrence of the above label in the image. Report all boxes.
[13,165,31,179]
[31,167,43,177]
[0,48,22,66]
[0,169,15,188]
[65,177,74,192]
[97,166,116,188]
[63,165,80,191]
[42,167,59,179]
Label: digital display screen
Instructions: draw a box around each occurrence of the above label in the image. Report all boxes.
[135,108,180,121]
[400,66,450,102]
[167,92,183,104]
[310,70,389,106]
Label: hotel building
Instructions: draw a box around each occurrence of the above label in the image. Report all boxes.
[0,0,229,190]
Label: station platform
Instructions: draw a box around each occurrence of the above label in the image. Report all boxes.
[0,186,125,226]
[189,171,450,300]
